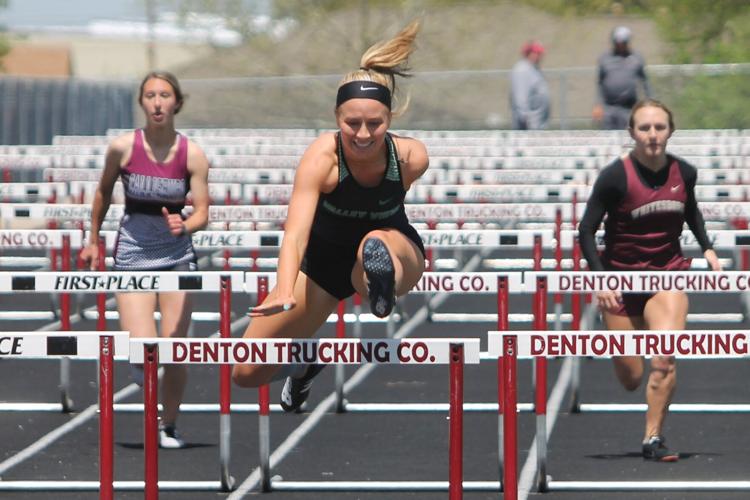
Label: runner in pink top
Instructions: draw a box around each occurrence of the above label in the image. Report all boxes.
[81,71,210,449]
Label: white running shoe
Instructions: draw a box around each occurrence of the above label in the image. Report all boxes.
[159,424,186,449]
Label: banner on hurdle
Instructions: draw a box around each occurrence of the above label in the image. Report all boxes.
[524,271,750,293]
[0,230,82,249]
[487,330,750,358]
[130,338,481,364]
[0,271,245,293]
[243,272,523,294]
[0,331,128,359]
[89,230,284,251]
[90,229,552,251]
[6,201,750,223]
[559,229,750,251]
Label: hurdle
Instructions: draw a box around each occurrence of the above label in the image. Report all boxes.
[530,270,750,415]
[0,331,128,499]
[493,270,750,497]
[489,328,750,497]
[128,336,480,498]
[0,270,244,493]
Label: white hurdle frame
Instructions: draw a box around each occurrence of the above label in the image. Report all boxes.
[503,270,750,496]
[0,271,244,494]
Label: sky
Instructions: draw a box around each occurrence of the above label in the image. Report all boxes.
[1,0,148,27]
[0,0,270,29]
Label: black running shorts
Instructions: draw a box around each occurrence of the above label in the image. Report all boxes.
[301,224,425,300]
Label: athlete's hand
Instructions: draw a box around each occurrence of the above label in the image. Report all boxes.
[592,105,604,123]
[79,243,100,271]
[248,296,296,317]
[596,290,622,312]
[162,207,186,236]
[704,249,722,271]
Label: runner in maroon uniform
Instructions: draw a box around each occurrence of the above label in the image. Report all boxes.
[579,99,721,461]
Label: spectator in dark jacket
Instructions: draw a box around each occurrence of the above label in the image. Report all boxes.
[593,26,652,130]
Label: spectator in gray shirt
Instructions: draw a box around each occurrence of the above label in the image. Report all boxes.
[510,41,550,130]
[593,26,652,130]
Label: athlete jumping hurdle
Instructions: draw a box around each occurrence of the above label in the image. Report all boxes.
[231,19,429,413]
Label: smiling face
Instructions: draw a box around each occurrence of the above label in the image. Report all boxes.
[629,105,673,165]
[336,98,391,161]
[139,77,180,127]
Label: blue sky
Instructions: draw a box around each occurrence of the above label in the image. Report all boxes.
[0,0,270,28]
[1,0,145,27]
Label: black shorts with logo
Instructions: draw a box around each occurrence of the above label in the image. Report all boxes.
[300,224,425,300]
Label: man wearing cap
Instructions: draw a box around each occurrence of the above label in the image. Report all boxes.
[593,26,652,129]
[509,40,550,130]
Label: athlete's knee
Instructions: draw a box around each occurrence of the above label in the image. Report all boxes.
[620,374,641,392]
[649,356,676,382]
[613,357,643,391]
[232,364,266,388]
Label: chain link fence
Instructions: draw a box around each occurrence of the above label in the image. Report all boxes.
[1,63,748,144]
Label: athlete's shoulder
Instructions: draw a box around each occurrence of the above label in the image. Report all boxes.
[304,132,337,156]
[391,134,428,184]
[599,156,627,178]
[391,133,427,158]
[108,130,136,156]
[670,154,698,183]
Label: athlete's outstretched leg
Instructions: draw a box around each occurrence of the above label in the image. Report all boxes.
[232,272,338,388]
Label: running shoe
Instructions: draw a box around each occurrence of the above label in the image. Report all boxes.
[642,435,679,462]
[362,237,396,318]
[280,364,325,413]
[159,424,186,449]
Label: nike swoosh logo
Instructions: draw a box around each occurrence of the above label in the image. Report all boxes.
[378,198,393,206]
[360,85,379,91]
[671,185,680,191]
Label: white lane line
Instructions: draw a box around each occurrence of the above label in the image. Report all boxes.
[517,303,596,498]
[0,383,141,477]
[0,314,250,477]
[517,357,572,498]
[228,250,488,499]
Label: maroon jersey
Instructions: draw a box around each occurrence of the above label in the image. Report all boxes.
[602,155,690,270]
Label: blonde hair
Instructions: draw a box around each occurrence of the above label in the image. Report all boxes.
[338,19,421,117]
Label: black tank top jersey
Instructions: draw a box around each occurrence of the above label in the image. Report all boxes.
[310,133,410,246]
[579,153,712,271]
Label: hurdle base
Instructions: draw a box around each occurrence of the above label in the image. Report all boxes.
[0,480,224,491]
[578,403,750,413]
[547,480,750,491]
[271,480,502,492]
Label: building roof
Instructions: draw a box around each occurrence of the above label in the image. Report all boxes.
[1,43,72,76]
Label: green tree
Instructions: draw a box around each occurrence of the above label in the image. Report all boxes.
[0,0,10,72]
[652,0,750,128]
[521,0,750,128]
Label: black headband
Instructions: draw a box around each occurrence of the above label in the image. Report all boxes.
[335,80,392,109]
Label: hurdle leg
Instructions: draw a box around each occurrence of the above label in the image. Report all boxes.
[219,276,235,491]
[144,344,159,500]
[535,276,549,492]
[99,335,114,500]
[335,300,347,413]
[502,335,518,500]
[449,343,464,500]
[59,235,73,412]
[258,384,271,492]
